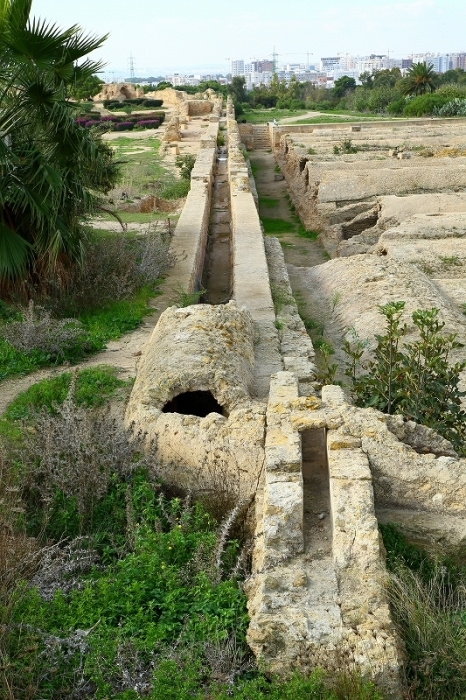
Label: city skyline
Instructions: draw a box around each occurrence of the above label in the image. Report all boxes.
[32,0,465,77]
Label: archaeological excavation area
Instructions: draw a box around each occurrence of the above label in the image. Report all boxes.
[126,98,466,698]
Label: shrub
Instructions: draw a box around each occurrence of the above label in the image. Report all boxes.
[175,154,196,179]
[100,115,119,122]
[136,119,160,129]
[52,228,173,316]
[435,98,466,117]
[17,377,146,533]
[142,99,163,107]
[387,97,406,115]
[75,117,89,126]
[114,121,134,131]
[403,93,448,116]
[160,179,190,199]
[0,301,87,360]
[84,119,101,128]
[343,301,466,453]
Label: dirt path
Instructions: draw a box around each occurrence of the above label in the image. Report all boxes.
[0,289,177,416]
[249,151,327,268]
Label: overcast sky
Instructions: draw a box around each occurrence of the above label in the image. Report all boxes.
[32,0,465,77]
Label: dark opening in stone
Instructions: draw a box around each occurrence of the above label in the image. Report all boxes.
[162,391,225,418]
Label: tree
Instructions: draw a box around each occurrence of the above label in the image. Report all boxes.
[401,62,439,96]
[359,71,374,89]
[0,0,119,289]
[69,73,104,101]
[333,75,356,99]
[227,76,247,104]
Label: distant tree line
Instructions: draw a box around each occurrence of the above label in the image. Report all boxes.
[225,64,466,117]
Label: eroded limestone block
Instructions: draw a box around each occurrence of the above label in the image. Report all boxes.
[125,302,266,494]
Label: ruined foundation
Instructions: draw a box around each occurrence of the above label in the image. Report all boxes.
[126,100,466,697]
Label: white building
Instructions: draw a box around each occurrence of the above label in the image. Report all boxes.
[231,60,245,77]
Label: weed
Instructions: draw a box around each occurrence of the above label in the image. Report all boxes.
[307,147,316,155]
[297,227,320,240]
[1,301,86,360]
[160,178,190,199]
[273,165,281,173]
[270,284,293,314]
[217,133,225,147]
[440,255,462,267]
[172,285,207,308]
[333,138,359,155]
[331,291,342,312]
[175,154,196,179]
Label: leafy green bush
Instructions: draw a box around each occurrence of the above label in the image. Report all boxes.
[175,154,196,179]
[343,302,466,453]
[387,97,406,115]
[403,93,449,116]
[160,179,190,199]
[435,98,466,116]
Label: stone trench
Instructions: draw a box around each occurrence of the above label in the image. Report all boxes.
[125,97,466,699]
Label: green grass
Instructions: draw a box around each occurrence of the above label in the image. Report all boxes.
[2,366,129,422]
[258,196,279,208]
[0,285,160,383]
[96,211,173,224]
[78,284,158,350]
[241,108,308,124]
[260,217,296,235]
[292,113,390,124]
[297,227,320,240]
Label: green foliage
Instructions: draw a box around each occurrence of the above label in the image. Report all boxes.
[401,62,439,96]
[160,179,190,199]
[0,1,119,286]
[382,523,466,699]
[172,284,206,307]
[260,217,296,235]
[343,302,466,453]
[403,93,448,116]
[0,285,158,381]
[333,75,357,99]
[69,73,104,101]
[175,154,196,179]
[6,471,249,698]
[333,138,359,155]
[435,98,466,117]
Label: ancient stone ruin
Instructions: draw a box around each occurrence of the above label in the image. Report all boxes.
[93,82,144,102]
[126,97,466,698]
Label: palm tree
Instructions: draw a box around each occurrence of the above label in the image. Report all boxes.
[401,62,439,96]
[0,0,118,289]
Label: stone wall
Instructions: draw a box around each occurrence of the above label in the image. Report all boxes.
[163,142,217,293]
[246,376,404,698]
[93,82,144,102]
[227,106,282,397]
[274,121,466,257]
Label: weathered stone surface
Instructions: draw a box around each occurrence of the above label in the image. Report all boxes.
[125,302,266,496]
[161,112,181,142]
[93,82,143,102]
